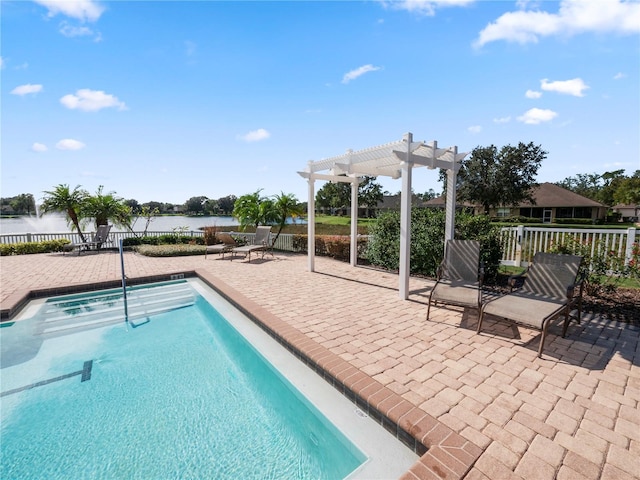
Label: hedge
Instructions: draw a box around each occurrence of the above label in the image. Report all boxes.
[0,239,71,256]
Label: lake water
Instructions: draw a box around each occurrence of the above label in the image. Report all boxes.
[0,214,245,234]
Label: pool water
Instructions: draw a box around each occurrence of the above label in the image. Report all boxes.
[0,281,366,479]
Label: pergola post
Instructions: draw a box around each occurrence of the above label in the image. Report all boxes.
[399,132,413,300]
[445,146,458,241]
[307,174,316,272]
[350,179,358,267]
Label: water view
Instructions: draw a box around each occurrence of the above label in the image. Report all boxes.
[0,214,242,235]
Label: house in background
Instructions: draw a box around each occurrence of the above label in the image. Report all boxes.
[424,182,607,223]
[612,204,640,222]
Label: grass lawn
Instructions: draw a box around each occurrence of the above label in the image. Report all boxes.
[218,215,372,236]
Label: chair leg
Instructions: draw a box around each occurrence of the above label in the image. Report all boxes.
[538,321,551,358]
[476,306,486,333]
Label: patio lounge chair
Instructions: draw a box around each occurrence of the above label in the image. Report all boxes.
[232,226,274,262]
[64,225,112,255]
[426,239,484,320]
[477,252,584,357]
[204,233,238,259]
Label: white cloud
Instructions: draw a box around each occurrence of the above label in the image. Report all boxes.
[31,142,48,152]
[525,89,542,99]
[474,0,640,48]
[613,72,626,80]
[541,77,589,97]
[0,57,4,69]
[342,64,381,84]
[11,84,43,96]
[34,0,105,22]
[237,128,271,142]
[517,108,558,124]
[56,139,86,150]
[59,22,95,38]
[493,116,511,124]
[467,125,482,134]
[60,89,127,111]
[382,0,475,16]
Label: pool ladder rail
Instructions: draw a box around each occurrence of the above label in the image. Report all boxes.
[34,283,195,337]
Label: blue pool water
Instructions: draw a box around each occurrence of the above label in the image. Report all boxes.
[0,281,366,479]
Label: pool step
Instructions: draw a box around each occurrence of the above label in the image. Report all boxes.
[35,283,195,337]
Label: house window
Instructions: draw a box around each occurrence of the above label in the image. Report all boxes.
[496,208,511,218]
[520,207,543,219]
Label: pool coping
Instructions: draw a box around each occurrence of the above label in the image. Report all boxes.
[1,269,482,480]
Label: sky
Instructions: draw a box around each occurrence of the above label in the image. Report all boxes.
[2,0,639,205]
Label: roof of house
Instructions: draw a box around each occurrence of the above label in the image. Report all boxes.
[423,183,605,208]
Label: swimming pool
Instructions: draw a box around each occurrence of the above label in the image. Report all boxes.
[1,279,417,479]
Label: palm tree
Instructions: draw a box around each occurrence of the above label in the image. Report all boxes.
[272,192,304,243]
[232,190,278,230]
[41,184,89,242]
[81,185,130,230]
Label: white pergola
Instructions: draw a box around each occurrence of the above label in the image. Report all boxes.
[298,132,467,300]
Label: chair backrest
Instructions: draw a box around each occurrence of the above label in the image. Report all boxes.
[253,226,272,245]
[442,240,480,282]
[217,233,237,246]
[522,252,582,300]
[93,225,112,243]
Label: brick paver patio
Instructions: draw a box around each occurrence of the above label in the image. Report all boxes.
[1,250,638,479]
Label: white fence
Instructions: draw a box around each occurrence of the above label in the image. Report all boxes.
[499,225,637,267]
[2,226,637,267]
[0,230,298,252]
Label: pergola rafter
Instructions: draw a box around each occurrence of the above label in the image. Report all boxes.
[298,132,467,299]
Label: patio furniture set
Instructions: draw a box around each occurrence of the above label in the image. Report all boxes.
[426,240,585,357]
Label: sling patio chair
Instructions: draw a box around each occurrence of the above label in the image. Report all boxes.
[426,239,484,321]
[204,233,238,259]
[231,226,274,262]
[63,224,112,255]
[477,252,584,357]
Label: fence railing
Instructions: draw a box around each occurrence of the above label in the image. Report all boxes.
[499,225,637,267]
[2,226,637,267]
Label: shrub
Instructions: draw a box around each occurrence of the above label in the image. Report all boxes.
[0,239,71,256]
[548,236,634,295]
[290,234,367,261]
[135,244,206,257]
[366,209,503,279]
[122,234,205,247]
[554,218,593,225]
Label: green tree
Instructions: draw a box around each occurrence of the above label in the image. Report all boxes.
[184,196,208,215]
[124,198,141,214]
[454,142,546,214]
[217,195,237,215]
[315,182,350,214]
[232,190,277,229]
[272,192,304,242]
[41,184,89,242]
[82,185,130,229]
[613,170,640,205]
[315,176,384,215]
[555,173,601,200]
[358,176,384,217]
[119,204,159,238]
[10,193,36,215]
[598,169,626,206]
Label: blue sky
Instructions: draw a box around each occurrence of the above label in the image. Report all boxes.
[2,0,639,205]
